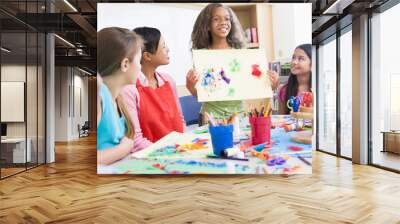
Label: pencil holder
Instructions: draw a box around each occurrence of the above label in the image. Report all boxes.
[209,124,234,156]
[249,116,271,145]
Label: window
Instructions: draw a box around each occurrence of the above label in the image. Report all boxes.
[339,28,352,158]
[371,3,400,171]
[317,36,337,154]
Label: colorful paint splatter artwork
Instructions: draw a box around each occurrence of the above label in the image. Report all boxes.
[229,59,240,72]
[251,64,262,77]
[147,138,210,158]
[113,158,255,174]
[200,67,234,96]
[192,49,272,102]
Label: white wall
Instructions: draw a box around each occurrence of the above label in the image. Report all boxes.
[1,64,46,163]
[55,67,89,141]
[271,4,312,62]
[97,3,202,86]
[1,65,31,138]
[72,74,89,138]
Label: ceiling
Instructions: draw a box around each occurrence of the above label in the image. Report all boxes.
[0,0,392,73]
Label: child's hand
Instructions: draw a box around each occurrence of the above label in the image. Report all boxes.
[186,69,199,96]
[121,137,134,152]
[267,70,279,91]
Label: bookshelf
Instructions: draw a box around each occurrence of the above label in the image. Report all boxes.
[228,3,274,62]
[229,4,258,48]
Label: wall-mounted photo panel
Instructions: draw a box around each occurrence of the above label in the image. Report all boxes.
[97,3,313,175]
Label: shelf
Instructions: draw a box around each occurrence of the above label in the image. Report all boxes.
[247,42,259,49]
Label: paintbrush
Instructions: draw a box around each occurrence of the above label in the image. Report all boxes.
[298,155,311,166]
[207,155,249,161]
[205,112,216,126]
[227,112,237,124]
[260,106,265,117]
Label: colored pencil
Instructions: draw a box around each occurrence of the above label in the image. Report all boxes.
[298,155,311,166]
[207,155,249,161]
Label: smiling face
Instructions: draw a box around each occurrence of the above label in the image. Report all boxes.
[290,48,311,76]
[152,36,170,65]
[143,36,170,67]
[209,6,231,39]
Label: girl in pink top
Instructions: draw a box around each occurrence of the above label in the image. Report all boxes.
[270,44,312,114]
[120,27,185,152]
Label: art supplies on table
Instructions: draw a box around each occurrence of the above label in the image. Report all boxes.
[297,155,311,166]
[206,155,249,162]
[205,112,238,127]
[286,96,301,112]
[283,123,297,132]
[248,102,272,145]
[109,115,313,175]
[209,124,234,157]
[193,125,209,134]
[291,130,312,145]
[132,132,212,159]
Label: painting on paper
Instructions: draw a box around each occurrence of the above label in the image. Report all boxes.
[192,49,273,102]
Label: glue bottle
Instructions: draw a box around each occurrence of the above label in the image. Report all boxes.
[222,147,240,157]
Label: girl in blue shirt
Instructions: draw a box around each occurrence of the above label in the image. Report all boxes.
[97,27,142,165]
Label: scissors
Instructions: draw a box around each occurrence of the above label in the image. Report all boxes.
[286,96,301,112]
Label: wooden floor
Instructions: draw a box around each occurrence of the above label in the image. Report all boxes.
[1,167,26,178]
[1,135,400,224]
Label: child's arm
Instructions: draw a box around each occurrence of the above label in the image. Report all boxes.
[267,70,279,91]
[277,85,288,115]
[278,101,288,115]
[97,137,134,165]
[186,69,198,97]
[120,85,153,152]
[97,75,103,126]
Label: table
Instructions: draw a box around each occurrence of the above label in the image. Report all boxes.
[381,131,400,154]
[98,115,313,175]
[1,138,32,164]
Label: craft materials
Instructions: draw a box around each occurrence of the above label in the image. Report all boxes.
[209,124,234,156]
[267,156,287,166]
[221,147,241,157]
[288,146,303,151]
[206,112,238,127]
[194,126,209,134]
[253,143,269,152]
[291,130,313,144]
[249,114,271,145]
[110,115,313,175]
[298,155,311,166]
[287,96,301,112]
[283,123,297,132]
[207,155,249,161]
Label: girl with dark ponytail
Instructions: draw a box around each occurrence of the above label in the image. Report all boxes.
[270,44,312,114]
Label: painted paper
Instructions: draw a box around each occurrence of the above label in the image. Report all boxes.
[192,49,273,102]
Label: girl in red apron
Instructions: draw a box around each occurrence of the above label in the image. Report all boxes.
[121,27,185,152]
